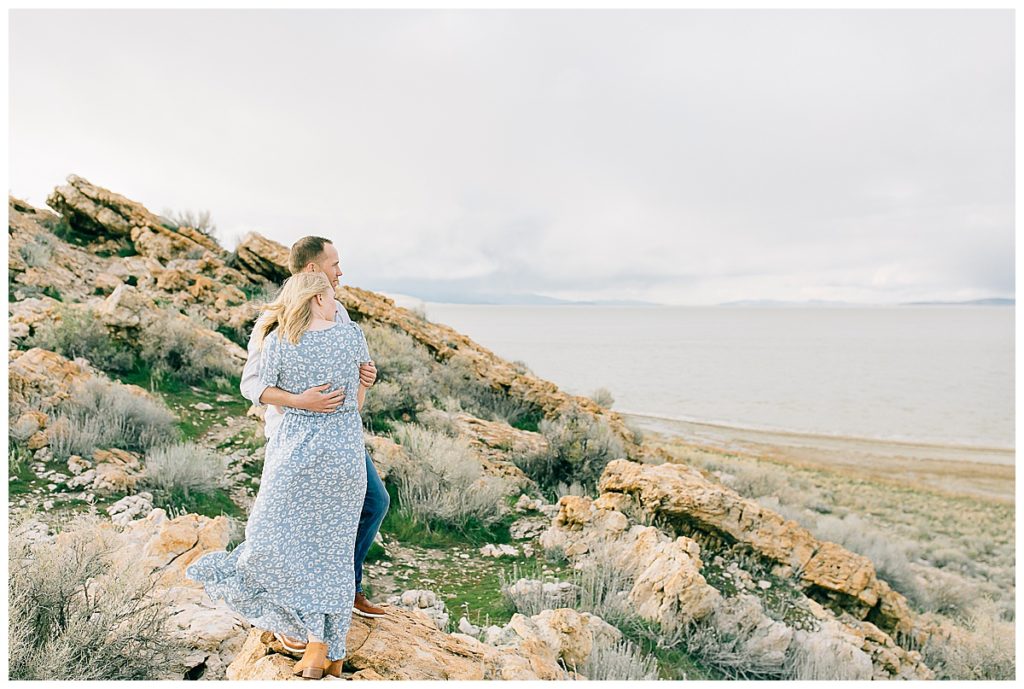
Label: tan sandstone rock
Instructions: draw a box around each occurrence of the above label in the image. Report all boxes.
[597,458,919,637]
[47,175,223,261]
[225,608,573,681]
[8,347,93,415]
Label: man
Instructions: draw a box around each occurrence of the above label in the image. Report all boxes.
[240,236,391,651]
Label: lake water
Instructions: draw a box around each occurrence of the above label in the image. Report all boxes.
[423,304,1014,451]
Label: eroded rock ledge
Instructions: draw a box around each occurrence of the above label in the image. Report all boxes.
[539,473,934,680]
[595,459,921,641]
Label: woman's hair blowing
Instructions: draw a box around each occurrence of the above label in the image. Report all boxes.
[254,272,333,350]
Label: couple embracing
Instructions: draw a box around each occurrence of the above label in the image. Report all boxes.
[187,236,391,679]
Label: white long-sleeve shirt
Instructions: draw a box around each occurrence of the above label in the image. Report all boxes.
[240,299,352,439]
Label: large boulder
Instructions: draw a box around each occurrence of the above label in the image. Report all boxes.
[8,347,93,416]
[540,494,721,628]
[596,459,920,641]
[225,608,576,681]
[46,175,223,261]
[232,232,291,284]
[538,488,933,680]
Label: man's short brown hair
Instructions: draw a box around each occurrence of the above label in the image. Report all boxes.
[289,236,332,275]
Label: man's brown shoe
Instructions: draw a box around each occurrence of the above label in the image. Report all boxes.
[353,592,387,618]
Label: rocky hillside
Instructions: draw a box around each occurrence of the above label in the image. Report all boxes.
[8,175,967,680]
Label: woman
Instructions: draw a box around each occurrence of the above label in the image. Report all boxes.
[186,271,371,679]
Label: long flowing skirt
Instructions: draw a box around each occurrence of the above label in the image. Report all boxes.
[186,411,367,661]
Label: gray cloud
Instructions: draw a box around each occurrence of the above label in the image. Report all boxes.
[9,9,1013,304]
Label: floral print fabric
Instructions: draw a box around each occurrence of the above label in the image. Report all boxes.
[187,321,371,661]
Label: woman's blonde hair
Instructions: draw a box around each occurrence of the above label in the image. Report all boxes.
[253,272,333,350]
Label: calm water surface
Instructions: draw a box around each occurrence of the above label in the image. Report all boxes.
[423,304,1014,450]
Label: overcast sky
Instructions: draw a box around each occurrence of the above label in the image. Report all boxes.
[9,9,1014,305]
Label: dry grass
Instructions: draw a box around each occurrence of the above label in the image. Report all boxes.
[138,310,238,386]
[48,378,178,461]
[140,442,228,496]
[8,512,185,680]
[922,599,1015,680]
[513,404,626,497]
[579,636,659,680]
[390,422,508,529]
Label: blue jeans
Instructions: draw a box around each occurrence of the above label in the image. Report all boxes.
[354,449,389,594]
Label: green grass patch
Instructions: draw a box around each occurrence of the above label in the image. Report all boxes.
[150,486,246,521]
[216,324,249,349]
[379,481,516,547]
[113,369,246,441]
[510,409,543,433]
[363,540,387,564]
[620,617,719,681]
[441,566,518,628]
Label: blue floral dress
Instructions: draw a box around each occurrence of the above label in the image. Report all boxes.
[186,321,370,661]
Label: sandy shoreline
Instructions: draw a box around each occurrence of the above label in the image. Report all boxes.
[623,412,1016,504]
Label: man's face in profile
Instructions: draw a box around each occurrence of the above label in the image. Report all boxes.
[314,243,343,289]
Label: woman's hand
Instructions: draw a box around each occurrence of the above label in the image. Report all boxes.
[293,383,346,413]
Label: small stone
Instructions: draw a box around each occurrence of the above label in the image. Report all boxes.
[457,616,480,636]
[67,455,91,475]
[758,580,772,590]
[193,402,214,411]
[42,499,54,510]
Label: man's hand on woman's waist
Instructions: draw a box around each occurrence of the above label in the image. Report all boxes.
[359,361,377,388]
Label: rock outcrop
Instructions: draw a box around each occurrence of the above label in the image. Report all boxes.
[85,507,592,680]
[9,190,259,343]
[231,231,291,284]
[596,459,919,640]
[8,347,94,416]
[539,488,933,680]
[223,603,630,680]
[47,175,223,261]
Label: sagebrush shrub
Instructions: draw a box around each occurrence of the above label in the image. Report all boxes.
[138,310,237,386]
[26,306,135,373]
[48,378,178,460]
[513,404,626,497]
[140,442,227,497]
[922,598,1015,680]
[390,422,507,529]
[8,513,184,680]
[360,321,543,429]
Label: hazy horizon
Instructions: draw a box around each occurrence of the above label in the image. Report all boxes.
[9,9,1014,306]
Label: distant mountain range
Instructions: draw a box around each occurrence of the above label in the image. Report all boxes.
[374,289,662,307]
[376,290,1014,308]
[719,298,1015,307]
[718,299,856,307]
[899,298,1014,306]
